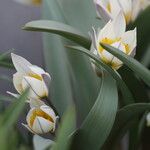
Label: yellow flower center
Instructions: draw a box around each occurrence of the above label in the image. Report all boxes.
[107,3,111,13]
[28,73,43,81]
[99,37,130,54]
[32,0,42,5]
[30,109,54,127]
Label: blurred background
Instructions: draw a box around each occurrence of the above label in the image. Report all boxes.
[0,0,43,94]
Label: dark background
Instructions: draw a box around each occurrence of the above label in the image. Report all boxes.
[0,0,43,94]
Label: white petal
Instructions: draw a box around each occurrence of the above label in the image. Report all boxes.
[41,73,51,90]
[22,76,48,99]
[11,53,32,74]
[13,72,24,93]
[95,0,112,22]
[112,11,126,37]
[101,50,114,63]
[6,91,20,98]
[29,99,45,108]
[122,28,137,54]
[29,65,46,75]
[118,0,132,23]
[32,117,54,134]
[40,105,56,122]
[89,27,99,51]
[109,0,121,18]
[131,0,141,21]
[26,108,35,127]
[98,20,116,41]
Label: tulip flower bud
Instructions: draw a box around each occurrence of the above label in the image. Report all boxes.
[90,12,136,70]
[23,104,58,134]
[14,0,42,6]
[9,53,51,99]
[94,0,150,24]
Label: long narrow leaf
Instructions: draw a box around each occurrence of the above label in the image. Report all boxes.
[103,103,150,149]
[52,107,76,150]
[67,46,134,104]
[71,73,118,150]
[23,20,91,49]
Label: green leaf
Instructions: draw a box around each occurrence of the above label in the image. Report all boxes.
[42,0,74,116]
[0,61,14,69]
[23,20,91,49]
[66,46,134,104]
[52,107,76,150]
[42,0,99,120]
[71,73,118,150]
[0,95,13,102]
[0,89,29,128]
[101,44,150,87]
[0,89,29,150]
[103,103,150,149]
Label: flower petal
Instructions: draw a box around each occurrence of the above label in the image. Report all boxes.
[29,99,45,108]
[11,53,32,74]
[32,117,54,134]
[29,65,46,75]
[118,0,132,23]
[109,0,121,18]
[13,72,24,94]
[40,105,56,122]
[41,73,51,90]
[98,20,116,41]
[94,0,112,22]
[22,76,48,99]
[112,11,126,37]
[122,28,137,54]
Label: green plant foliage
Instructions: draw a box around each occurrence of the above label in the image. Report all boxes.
[51,107,76,150]
[71,73,118,150]
[0,89,29,150]
[41,0,100,121]
[0,50,14,69]
[103,103,150,149]
[23,20,91,49]
[66,45,134,105]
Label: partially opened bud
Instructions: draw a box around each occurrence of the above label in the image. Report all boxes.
[9,53,51,99]
[23,104,58,134]
[14,0,42,6]
[90,12,137,70]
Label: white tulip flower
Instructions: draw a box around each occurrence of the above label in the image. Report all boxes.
[9,53,51,99]
[94,0,150,24]
[90,12,137,70]
[23,102,58,134]
[14,0,42,6]
[94,0,121,22]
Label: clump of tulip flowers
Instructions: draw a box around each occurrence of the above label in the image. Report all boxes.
[8,53,58,135]
[91,12,136,70]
